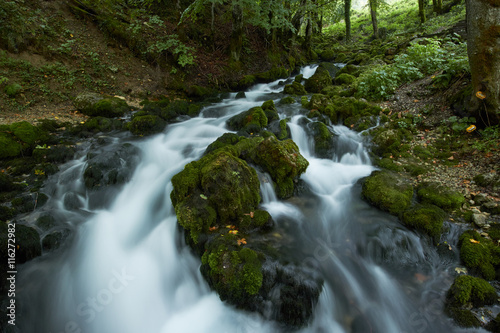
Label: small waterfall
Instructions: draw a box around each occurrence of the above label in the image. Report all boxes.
[14,66,474,333]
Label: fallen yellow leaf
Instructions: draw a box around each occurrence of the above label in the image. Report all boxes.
[470,239,480,244]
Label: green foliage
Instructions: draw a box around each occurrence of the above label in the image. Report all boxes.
[146,34,196,67]
[357,39,469,100]
[443,116,476,133]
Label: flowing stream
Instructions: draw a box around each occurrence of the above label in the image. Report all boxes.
[15,66,480,333]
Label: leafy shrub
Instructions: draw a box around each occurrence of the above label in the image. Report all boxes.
[357,38,469,101]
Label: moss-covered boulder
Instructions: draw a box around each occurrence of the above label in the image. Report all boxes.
[238,75,257,89]
[171,133,319,327]
[370,127,412,158]
[446,275,497,308]
[261,100,279,123]
[202,247,263,303]
[320,97,381,127]
[308,121,336,158]
[81,116,123,133]
[127,114,166,136]
[0,133,22,159]
[255,66,289,83]
[361,170,414,215]
[249,136,309,198]
[171,150,261,243]
[284,81,307,95]
[74,92,131,118]
[304,66,332,94]
[268,119,290,140]
[401,204,447,242]
[445,274,497,328]
[458,230,500,280]
[227,106,268,135]
[335,73,356,85]
[416,182,465,212]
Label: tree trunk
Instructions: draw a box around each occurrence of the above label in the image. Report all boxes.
[230,3,244,62]
[369,0,379,39]
[466,0,500,126]
[436,0,442,13]
[345,0,351,41]
[418,0,426,23]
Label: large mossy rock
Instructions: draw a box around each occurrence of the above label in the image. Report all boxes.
[171,150,261,243]
[171,133,318,327]
[284,81,307,95]
[416,182,465,212]
[307,121,336,158]
[248,136,309,199]
[320,97,381,127]
[361,170,414,215]
[305,65,333,93]
[458,230,500,280]
[401,204,447,242]
[127,114,166,135]
[445,275,497,328]
[74,92,131,117]
[0,122,50,159]
[227,106,268,135]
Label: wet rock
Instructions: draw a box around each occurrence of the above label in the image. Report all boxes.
[227,106,268,136]
[83,143,141,190]
[458,230,500,280]
[304,65,332,93]
[472,213,488,228]
[42,229,71,252]
[307,121,336,158]
[0,222,41,265]
[284,81,307,95]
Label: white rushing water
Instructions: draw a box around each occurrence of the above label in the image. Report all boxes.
[16,65,478,333]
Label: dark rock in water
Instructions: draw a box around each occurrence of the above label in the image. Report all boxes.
[83,143,141,190]
[306,121,336,158]
[268,119,290,140]
[63,192,84,211]
[42,228,71,252]
[235,91,246,99]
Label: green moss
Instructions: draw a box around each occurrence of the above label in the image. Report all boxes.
[261,100,279,123]
[127,115,166,136]
[284,81,307,95]
[361,170,414,215]
[227,107,268,134]
[402,204,446,241]
[335,73,355,85]
[256,67,289,82]
[249,136,309,199]
[320,97,381,126]
[445,307,481,328]
[9,121,40,145]
[403,164,428,176]
[319,48,335,61]
[446,275,496,307]
[280,96,296,105]
[375,157,404,172]
[417,182,465,212]
[309,121,335,158]
[238,75,257,89]
[458,230,500,280]
[0,133,22,159]
[4,83,22,97]
[83,116,123,132]
[276,119,289,140]
[304,66,332,93]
